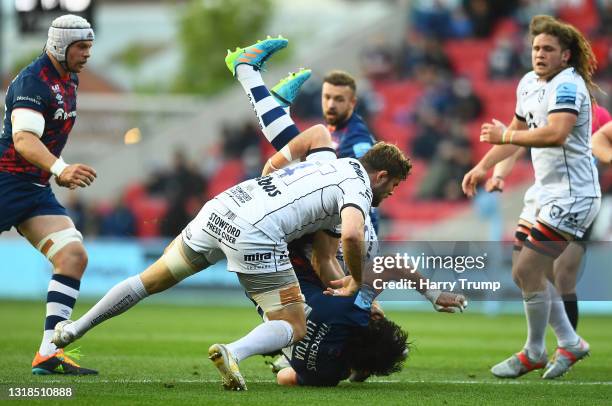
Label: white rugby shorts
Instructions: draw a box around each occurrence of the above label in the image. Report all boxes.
[538,196,601,238]
[181,199,292,274]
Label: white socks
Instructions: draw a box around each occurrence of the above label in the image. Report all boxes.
[226,319,294,363]
[236,64,299,150]
[548,283,580,347]
[523,290,550,358]
[67,275,148,338]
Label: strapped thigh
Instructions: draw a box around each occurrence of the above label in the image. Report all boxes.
[36,228,83,260]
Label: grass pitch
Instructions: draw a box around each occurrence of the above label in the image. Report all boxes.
[0,300,610,405]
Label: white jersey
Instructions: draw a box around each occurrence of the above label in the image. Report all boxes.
[216,155,373,244]
[515,67,600,203]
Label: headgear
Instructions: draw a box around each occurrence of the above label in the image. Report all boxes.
[46,14,94,71]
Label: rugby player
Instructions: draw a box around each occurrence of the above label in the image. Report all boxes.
[237,36,467,386]
[485,104,610,331]
[52,37,412,392]
[0,15,97,375]
[462,15,600,379]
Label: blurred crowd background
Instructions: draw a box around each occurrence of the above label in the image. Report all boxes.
[1,0,611,242]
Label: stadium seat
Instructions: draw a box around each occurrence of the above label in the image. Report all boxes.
[131,197,168,238]
[206,159,246,200]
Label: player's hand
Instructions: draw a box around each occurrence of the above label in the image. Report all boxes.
[480,122,504,144]
[434,292,468,313]
[485,176,505,193]
[461,166,487,198]
[324,276,359,297]
[57,164,97,188]
[370,300,385,320]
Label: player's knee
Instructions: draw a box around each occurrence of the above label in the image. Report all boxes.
[276,367,298,386]
[53,243,88,277]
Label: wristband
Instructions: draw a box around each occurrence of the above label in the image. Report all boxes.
[280,145,292,162]
[267,158,280,171]
[423,288,442,305]
[50,157,69,177]
[509,130,515,144]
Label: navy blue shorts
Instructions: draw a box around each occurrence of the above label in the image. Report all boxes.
[0,172,67,233]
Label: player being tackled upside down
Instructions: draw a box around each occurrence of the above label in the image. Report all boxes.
[52,36,411,391]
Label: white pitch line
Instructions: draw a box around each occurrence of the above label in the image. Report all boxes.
[18,378,612,386]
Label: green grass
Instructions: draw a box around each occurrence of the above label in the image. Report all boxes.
[0,300,610,405]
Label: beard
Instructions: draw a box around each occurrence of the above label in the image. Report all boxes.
[324,110,350,126]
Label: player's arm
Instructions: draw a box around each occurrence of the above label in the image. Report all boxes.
[262,124,334,175]
[12,110,96,188]
[311,230,345,287]
[325,207,364,296]
[486,147,527,192]
[592,121,612,165]
[462,117,527,197]
[481,112,577,147]
[277,367,298,386]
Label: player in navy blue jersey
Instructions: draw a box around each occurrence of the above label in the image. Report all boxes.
[321,70,380,231]
[0,15,97,375]
[275,267,407,387]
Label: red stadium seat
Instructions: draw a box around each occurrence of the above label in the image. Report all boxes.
[206,159,245,200]
[131,197,168,238]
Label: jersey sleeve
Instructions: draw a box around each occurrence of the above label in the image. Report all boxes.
[10,74,50,113]
[349,127,374,158]
[339,178,372,220]
[547,78,586,116]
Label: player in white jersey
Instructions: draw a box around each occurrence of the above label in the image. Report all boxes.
[462,15,601,379]
[50,38,412,391]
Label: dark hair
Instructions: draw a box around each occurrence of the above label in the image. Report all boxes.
[359,142,412,181]
[323,70,357,93]
[529,15,600,98]
[344,318,408,376]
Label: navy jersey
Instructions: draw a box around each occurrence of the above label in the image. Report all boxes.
[329,113,376,159]
[1,53,79,185]
[329,113,379,231]
[282,271,371,386]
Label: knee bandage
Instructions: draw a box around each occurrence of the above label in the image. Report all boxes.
[36,228,83,260]
[162,236,209,281]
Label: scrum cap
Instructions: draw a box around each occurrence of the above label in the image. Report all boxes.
[46,14,94,71]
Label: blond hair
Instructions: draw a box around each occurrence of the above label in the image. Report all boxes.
[529,15,600,98]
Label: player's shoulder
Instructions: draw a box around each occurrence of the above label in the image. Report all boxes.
[551,67,587,89]
[516,71,538,92]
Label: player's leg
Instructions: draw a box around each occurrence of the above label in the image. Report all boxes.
[540,198,599,379]
[52,235,211,347]
[225,37,302,151]
[553,240,585,330]
[209,271,306,391]
[18,214,97,375]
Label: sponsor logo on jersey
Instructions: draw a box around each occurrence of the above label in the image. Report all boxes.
[556,82,577,105]
[243,252,272,262]
[16,95,42,106]
[228,186,252,204]
[349,160,365,181]
[51,84,61,93]
[53,108,77,120]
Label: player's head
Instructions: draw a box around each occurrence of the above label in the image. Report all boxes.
[359,142,412,207]
[46,14,95,73]
[529,15,597,92]
[344,318,408,377]
[321,70,357,126]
